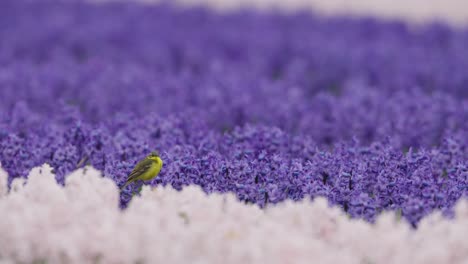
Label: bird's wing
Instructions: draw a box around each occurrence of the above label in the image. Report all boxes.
[125,159,154,183]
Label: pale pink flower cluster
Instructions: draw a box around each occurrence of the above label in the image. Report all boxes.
[91,0,468,26]
[0,164,467,264]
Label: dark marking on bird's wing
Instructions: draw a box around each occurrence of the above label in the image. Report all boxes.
[126,159,154,183]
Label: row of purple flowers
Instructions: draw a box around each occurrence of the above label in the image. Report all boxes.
[0,0,466,226]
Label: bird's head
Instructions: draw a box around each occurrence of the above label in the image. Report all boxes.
[148,151,159,158]
[147,151,163,165]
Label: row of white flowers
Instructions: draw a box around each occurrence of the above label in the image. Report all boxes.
[89,0,468,25]
[0,164,467,264]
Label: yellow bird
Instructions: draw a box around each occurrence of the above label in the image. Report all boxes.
[120,151,163,190]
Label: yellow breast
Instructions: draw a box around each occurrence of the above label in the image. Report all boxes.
[140,160,162,181]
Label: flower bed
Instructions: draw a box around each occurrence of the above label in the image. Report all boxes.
[0,1,467,262]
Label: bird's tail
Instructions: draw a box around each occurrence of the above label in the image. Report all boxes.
[120,181,130,191]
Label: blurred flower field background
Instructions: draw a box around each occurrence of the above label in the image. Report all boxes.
[0,0,467,263]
